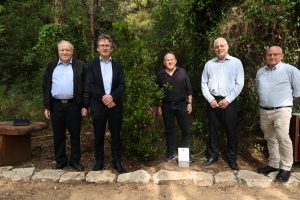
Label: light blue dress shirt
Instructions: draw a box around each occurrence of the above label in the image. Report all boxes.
[256,62,300,107]
[51,59,74,99]
[201,55,244,103]
[100,57,112,95]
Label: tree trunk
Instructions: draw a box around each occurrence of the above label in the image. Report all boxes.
[88,0,98,54]
[54,0,65,24]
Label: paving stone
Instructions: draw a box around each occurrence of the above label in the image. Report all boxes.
[0,167,35,181]
[214,171,237,186]
[32,169,64,182]
[0,166,13,174]
[117,170,151,184]
[59,172,85,183]
[292,172,300,181]
[86,170,116,183]
[268,171,300,186]
[189,172,214,186]
[238,170,272,188]
[152,170,191,184]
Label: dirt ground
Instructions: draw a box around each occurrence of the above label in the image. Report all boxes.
[1,124,300,200]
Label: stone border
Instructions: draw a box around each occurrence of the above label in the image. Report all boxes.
[0,166,299,188]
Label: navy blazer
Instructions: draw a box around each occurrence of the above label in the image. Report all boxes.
[86,58,125,112]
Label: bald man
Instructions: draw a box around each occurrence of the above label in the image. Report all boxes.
[43,40,88,171]
[201,37,244,170]
[256,46,300,182]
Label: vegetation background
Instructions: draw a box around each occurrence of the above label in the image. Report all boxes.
[0,0,299,161]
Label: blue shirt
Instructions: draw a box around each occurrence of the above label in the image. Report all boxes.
[100,57,112,95]
[51,59,74,99]
[201,55,244,103]
[256,62,300,107]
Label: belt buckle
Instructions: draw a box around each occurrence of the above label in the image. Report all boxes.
[61,99,68,103]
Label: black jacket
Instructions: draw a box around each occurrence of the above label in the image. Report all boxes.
[42,58,89,110]
[86,58,125,112]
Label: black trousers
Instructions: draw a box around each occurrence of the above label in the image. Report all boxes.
[162,101,191,156]
[207,99,238,161]
[51,101,82,165]
[91,105,122,163]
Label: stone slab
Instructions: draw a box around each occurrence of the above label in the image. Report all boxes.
[238,170,272,188]
[117,170,151,184]
[152,170,191,184]
[189,172,214,186]
[32,169,64,182]
[59,172,85,183]
[268,171,300,186]
[0,167,35,181]
[86,170,116,183]
[0,166,13,174]
[215,171,237,186]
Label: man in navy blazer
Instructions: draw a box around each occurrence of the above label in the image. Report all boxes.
[87,34,126,173]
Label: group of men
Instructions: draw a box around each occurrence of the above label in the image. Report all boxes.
[43,35,300,182]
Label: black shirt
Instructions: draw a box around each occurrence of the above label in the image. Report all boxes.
[156,67,193,103]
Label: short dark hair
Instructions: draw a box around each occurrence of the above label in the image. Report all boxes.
[97,34,113,47]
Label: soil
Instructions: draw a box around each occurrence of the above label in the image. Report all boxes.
[1,123,300,200]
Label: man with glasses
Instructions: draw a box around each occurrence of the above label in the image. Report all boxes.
[87,34,126,173]
[256,46,300,182]
[201,37,244,170]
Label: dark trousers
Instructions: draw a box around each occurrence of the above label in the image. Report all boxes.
[162,101,191,156]
[207,99,238,161]
[51,101,82,165]
[91,106,122,163]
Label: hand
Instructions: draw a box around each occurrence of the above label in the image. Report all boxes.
[106,101,116,108]
[187,104,192,114]
[218,99,229,109]
[44,109,50,119]
[102,94,113,106]
[156,106,162,116]
[81,108,88,117]
[210,100,219,108]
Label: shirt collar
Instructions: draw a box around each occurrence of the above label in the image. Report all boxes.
[265,62,282,71]
[57,58,72,65]
[99,56,112,64]
[213,54,232,62]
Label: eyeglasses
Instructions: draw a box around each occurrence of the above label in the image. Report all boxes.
[266,53,282,57]
[99,44,111,49]
[214,44,227,49]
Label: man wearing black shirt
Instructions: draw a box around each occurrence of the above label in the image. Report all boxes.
[156,53,193,162]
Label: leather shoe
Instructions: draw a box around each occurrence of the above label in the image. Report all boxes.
[228,160,239,170]
[92,161,104,171]
[257,165,279,174]
[113,162,127,174]
[276,169,291,182]
[54,162,67,169]
[203,157,218,166]
[69,162,84,171]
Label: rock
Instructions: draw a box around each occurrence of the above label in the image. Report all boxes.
[86,170,116,183]
[59,172,85,183]
[117,170,151,184]
[189,172,214,186]
[152,170,191,184]
[268,171,300,186]
[215,171,237,186]
[238,170,272,188]
[32,169,64,182]
[0,167,35,181]
[0,166,13,175]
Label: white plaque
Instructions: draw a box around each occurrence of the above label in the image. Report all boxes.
[178,148,189,167]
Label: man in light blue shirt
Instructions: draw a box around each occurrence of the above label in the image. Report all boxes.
[201,37,244,170]
[256,46,300,182]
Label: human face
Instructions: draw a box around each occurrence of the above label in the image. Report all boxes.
[163,53,177,71]
[97,38,113,60]
[266,46,284,68]
[214,38,229,61]
[58,42,73,64]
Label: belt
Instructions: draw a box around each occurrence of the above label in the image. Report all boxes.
[52,98,74,104]
[260,106,292,110]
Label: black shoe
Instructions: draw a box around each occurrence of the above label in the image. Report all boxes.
[92,161,104,171]
[228,160,239,170]
[276,169,291,182]
[54,162,68,169]
[189,156,194,163]
[257,165,279,174]
[203,157,218,166]
[69,162,84,171]
[113,162,127,174]
[165,154,176,162]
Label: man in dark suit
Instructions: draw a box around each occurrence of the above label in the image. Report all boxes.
[42,40,88,171]
[87,34,126,173]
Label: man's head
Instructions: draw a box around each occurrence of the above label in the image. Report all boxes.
[57,40,74,64]
[266,46,284,68]
[213,37,229,61]
[97,34,113,60]
[163,53,177,71]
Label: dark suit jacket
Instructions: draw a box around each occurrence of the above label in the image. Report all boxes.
[42,58,89,110]
[86,58,125,112]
